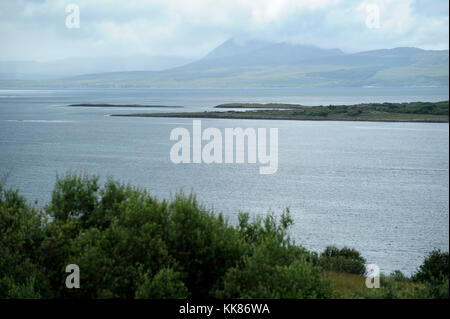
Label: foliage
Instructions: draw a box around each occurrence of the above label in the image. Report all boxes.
[389,270,409,283]
[319,246,366,275]
[161,101,449,122]
[46,171,100,224]
[0,173,448,299]
[0,173,329,299]
[216,101,449,115]
[214,210,330,298]
[409,249,449,299]
[422,278,449,299]
[135,268,188,299]
[0,181,49,298]
[412,249,449,283]
[215,245,331,298]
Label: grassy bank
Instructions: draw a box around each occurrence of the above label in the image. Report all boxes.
[113,101,449,122]
[0,173,448,299]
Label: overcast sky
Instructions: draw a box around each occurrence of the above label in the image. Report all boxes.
[0,0,448,62]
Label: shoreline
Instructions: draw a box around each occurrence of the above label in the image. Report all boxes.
[111,112,449,123]
[68,103,183,108]
[111,101,449,123]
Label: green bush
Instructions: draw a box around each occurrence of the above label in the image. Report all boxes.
[305,109,329,117]
[389,270,409,283]
[46,171,100,224]
[0,182,49,298]
[2,172,447,299]
[319,246,366,275]
[3,277,41,299]
[3,173,332,299]
[412,249,449,283]
[135,268,188,299]
[346,109,362,117]
[215,211,331,298]
[163,193,246,297]
[422,278,449,299]
[215,244,331,298]
[410,250,449,299]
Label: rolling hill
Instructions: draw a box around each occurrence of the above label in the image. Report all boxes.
[1,38,448,88]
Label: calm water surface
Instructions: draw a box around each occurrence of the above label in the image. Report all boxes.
[0,87,448,275]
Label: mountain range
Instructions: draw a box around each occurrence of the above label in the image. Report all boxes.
[1,38,448,88]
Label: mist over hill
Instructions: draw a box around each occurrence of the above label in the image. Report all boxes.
[0,55,195,80]
[182,39,345,69]
[1,38,448,88]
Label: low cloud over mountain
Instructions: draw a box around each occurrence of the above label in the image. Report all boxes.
[2,38,447,88]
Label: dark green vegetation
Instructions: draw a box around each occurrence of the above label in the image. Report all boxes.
[69,104,183,108]
[0,173,448,299]
[215,101,449,114]
[319,246,366,275]
[114,101,449,122]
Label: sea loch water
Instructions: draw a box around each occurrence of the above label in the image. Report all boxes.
[0,87,448,275]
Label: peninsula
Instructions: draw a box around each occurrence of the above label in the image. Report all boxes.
[69,103,183,108]
[111,101,449,123]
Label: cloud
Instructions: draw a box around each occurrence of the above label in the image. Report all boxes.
[0,0,448,61]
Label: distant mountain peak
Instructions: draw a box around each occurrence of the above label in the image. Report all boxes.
[200,37,344,67]
[203,38,271,60]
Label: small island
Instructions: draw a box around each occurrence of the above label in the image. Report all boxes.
[111,101,449,123]
[69,103,183,108]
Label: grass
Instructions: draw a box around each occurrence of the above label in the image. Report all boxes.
[327,272,426,299]
[327,272,369,298]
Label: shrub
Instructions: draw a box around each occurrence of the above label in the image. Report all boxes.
[319,246,366,275]
[421,278,449,299]
[412,249,449,283]
[46,171,99,224]
[215,244,332,298]
[389,270,409,283]
[0,182,49,298]
[135,269,188,299]
[346,109,362,117]
[410,250,449,299]
[4,277,41,299]
[215,211,331,298]
[305,109,329,117]
[2,172,447,299]
[41,174,247,298]
[162,194,246,297]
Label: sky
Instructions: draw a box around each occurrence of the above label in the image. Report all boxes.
[0,0,448,62]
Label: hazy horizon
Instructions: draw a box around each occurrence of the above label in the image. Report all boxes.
[0,0,448,64]
[1,38,449,64]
